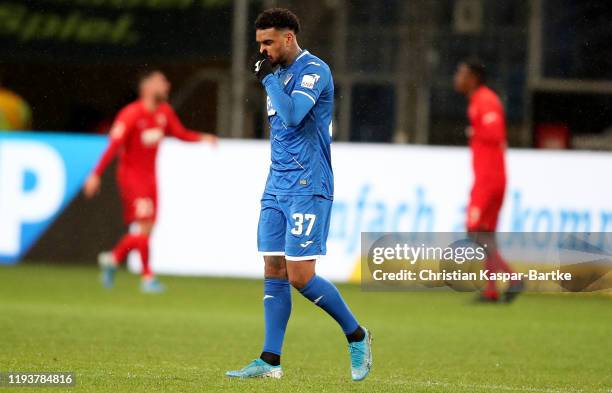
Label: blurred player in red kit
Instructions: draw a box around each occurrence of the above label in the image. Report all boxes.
[454,60,523,302]
[83,70,217,292]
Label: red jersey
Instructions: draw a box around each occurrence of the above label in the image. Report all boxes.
[468,86,507,189]
[93,100,201,183]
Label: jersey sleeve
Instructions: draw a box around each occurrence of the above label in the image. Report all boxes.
[262,62,330,127]
[92,108,133,176]
[164,105,202,142]
[291,62,330,106]
[472,99,505,145]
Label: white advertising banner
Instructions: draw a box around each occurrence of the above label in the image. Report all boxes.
[149,140,612,282]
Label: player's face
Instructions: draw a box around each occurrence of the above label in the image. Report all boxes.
[453,63,474,94]
[142,72,171,102]
[256,28,293,66]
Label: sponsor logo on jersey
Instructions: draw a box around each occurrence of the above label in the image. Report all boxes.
[283,74,294,86]
[141,128,164,146]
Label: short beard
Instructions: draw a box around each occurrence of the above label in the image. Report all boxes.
[153,93,167,103]
[271,53,286,68]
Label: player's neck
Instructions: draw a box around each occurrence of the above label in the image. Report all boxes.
[281,45,303,68]
[141,97,160,112]
[467,84,484,99]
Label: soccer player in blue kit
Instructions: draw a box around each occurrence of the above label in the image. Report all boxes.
[226,8,372,381]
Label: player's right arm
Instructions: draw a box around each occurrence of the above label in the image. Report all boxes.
[83,111,131,199]
[252,52,327,127]
[262,74,317,127]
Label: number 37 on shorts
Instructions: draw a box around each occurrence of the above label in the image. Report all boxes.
[257,193,333,261]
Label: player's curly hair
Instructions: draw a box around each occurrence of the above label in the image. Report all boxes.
[463,58,487,84]
[255,8,300,34]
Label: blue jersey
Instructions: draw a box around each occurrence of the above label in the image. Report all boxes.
[261,50,334,199]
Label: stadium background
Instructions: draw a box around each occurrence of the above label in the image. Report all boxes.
[0,1,611,392]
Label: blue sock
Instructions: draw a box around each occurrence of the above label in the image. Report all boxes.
[298,274,359,334]
[262,278,292,355]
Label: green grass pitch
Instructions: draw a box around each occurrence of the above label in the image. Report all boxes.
[1,263,611,393]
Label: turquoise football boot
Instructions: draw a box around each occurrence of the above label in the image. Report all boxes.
[225,359,283,379]
[348,327,373,381]
[98,252,117,289]
[141,277,165,293]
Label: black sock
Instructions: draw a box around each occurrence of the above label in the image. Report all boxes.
[260,351,280,366]
[346,326,365,343]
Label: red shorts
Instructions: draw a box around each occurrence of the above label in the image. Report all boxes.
[117,177,157,224]
[467,185,505,232]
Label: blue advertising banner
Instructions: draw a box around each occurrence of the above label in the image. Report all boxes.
[0,132,106,263]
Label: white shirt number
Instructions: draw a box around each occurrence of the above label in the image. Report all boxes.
[291,213,316,236]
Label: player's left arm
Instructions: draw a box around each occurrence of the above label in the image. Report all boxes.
[473,103,506,145]
[165,106,218,144]
[261,63,329,127]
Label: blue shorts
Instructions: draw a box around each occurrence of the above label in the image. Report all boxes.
[257,193,332,261]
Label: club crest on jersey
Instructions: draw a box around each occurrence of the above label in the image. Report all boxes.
[156,113,167,127]
[283,74,294,86]
[300,74,320,89]
[141,128,164,146]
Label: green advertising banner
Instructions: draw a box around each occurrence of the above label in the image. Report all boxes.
[0,0,233,63]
